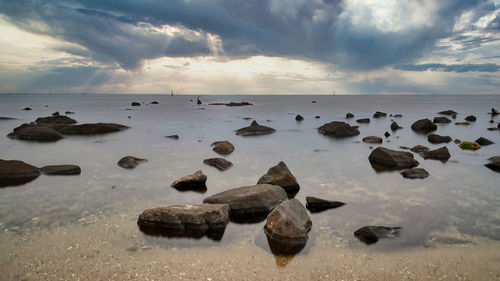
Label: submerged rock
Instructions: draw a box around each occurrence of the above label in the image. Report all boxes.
[465,115,477,122]
[354,226,402,245]
[422,146,451,160]
[455,122,470,126]
[295,114,304,121]
[401,168,429,179]
[7,125,64,142]
[318,121,360,138]
[433,116,451,124]
[203,158,233,171]
[117,156,147,169]
[438,110,457,116]
[390,121,402,131]
[427,133,452,144]
[0,117,17,120]
[257,161,300,193]
[458,141,481,150]
[211,140,235,155]
[40,165,81,175]
[52,123,128,135]
[410,145,430,153]
[166,135,179,139]
[362,136,383,144]
[368,147,419,169]
[356,118,370,124]
[0,159,40,187]
[373,111,387,118]
[411,119,437,132]
[236,121,276,136]
[346,113,354,118]
[150,101,159,104]
[203,184,287,219]
[35,115,77,125]
[476,137,494,146]
[171,170,207,190]
[485,156,500,172]
[305,197,345,213]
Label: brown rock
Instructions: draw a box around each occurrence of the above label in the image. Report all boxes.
[362,136,383,144]
[236,121,276,136]
[305,197,345,213]
[433,116,451,124]
[356,118,370,123]
[257,161,300,193]
[203,158,233,171]
[427,133,452,144]
[475,137,494,146]
[0,159,40,187]
[354,226,402,245]
[410,145,430,153]
[318,121,360,137]
[7,124,64,142]
[117,156,147,169]
[211,140,234,155]
[411,119,437,132]
[390,121,402,131]
[422,146,451,160]
[401,168,429,179]
[171,170,207,190]
[368,147,419,169]
[40,165,81,175]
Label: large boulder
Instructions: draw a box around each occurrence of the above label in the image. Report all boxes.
[485,156,500,172]
[264,199,312,255]
[211,140,234,155]
[433,117,451,124]
[354,226,402,245]
[400,168,429,179]
[0,159,40,187]
[305,196,345,213]
[35,115,77,125]
[362,136,383,144]
[137,204,229,240]
[40,165,81,175]
[411,119,437,132]
[236,121,276,136]
[422,146,451,160]
[427,133,452,144]
[318,121,360,137]
[171,170,207,190]
[257,161,300,193]
[368,147,419,169]
[475,137,494,146]
[117,156,147,169]
[52,123,128,135]
[203,158,233,171]
[7,124,64,142]
[203,184,287,219]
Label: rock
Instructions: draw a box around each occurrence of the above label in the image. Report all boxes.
[305,197,345,213]
[394,114,403,117]
[242,117,252,120]
[236,121,276,136]
[346,113,354,118]
[475,137,494,146]
[401,168,429,179]
[427,133,452,144]
[318,121,360,138]
[485,156,500,172]
[117,156,147,169]
[411,119,437,132]
[356,118,370,123]
[354,226,402,245]
[226,101,252,106]
[21,107,32,111]
[399,146,411,150]
[203,184,287,219]
[491,108,499,116]
[52,111,59,116]
[368,147,419,169]
[203,158,233,171]
[410,145,430,153]
[166,135,179,139]
[64,111,75,115]
[131,102,141,106]
[455,122,470,126]
[0,117,16,120]
[150,101,159,104]
[197,96,202,105]
[171,170,207,190]
[51,123,128,135]
[458,141,481,150]
[384,131,390,138]
[362,136,382,144]
[211,140,235,155]
[264,199,312,255]
[452,113,457,119]
[390,121,402,131]
[257,161,300,193]
[454,139,461,144]
[438,110,457,116]
[40,165,81,175]
[35,115,77,125]
[137,204,229,240]
[315,116,320,119]
[465,115,476,122]
[311,101,316,103]
[373,111,387,118]
[433,116,451,124]
[7,125,64,142]
[487,127,499,131]
[0,159,40,187]
[422,146,451,160]
[295,114,304,121]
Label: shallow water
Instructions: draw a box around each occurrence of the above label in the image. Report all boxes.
[0,94,499,279]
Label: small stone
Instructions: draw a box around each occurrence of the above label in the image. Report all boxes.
[166,135,179,139]
[475,137,494,146]
[356,118,370,123]
[346,113,354,118]
[295,114,304,121]
[131,102,141,106]
[465,115,476,122]
[362,136,383,144]
[117,156,147,169]
[203,158,233,171]
[171,170,207,190]
[401,168,429,179]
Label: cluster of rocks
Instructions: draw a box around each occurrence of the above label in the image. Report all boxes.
[0,159,81,187]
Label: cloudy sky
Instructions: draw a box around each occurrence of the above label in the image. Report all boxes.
[0,0,499,95]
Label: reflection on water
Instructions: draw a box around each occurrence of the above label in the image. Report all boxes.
[0,94,499,265]
[138,224,226,241]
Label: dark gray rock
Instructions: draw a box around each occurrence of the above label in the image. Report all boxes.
[485,156,500,172]
[150,101,159,104]
[226,101,252,106]
[315,116,320,119]
[356,118,370,123]
[373,111,387,118]
[166,135,179,139]
[475,137,494,146]
[422,146,451,160]
[40,165,81,175]
[346,113,354,118]
[211,140,235,155]
[203,158,233,171]
[354,226,402,245]
[305,197,345,213]
[0,159,40,187]
[455,122,470,126]
[411,119,437,132]
[438,110,457,116]
[197,96,202,105]
[236,121,276,136]
[318,121,360,137]
[131,102,141,106]
[401,168,429,179]
[427,133,452,144]
[295,114,304,121]
[390,121,402,131]
[433,116,451,124]
[64,111,75,115]
[410,145,430,153]
[362,136,383,144]
[384,131,391,138]
[21,107,32,111]
[393,114,403,117]
[52,123,128,135]
[117,156,147,169]
[465,115,476,122]
[0,117,17,120]
[7,124,64,142]
[171,170,207,190]
[257,161,300,193]
[454,139,461,144]
[491,108,499,116]
[368,147,419,169]
[35,115,77,125]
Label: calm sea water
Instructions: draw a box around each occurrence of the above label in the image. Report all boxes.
[0,94,499,256]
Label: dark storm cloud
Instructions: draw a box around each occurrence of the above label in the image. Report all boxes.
[0,0,498,70]
[395,63,500,73]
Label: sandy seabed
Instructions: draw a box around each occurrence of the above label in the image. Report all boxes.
[1,214,499,281]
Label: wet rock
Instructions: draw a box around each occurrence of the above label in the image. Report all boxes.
[197,96,202,105]
[422,146,451,160]
[401,168,429,179]
[354,226,402,245]
[346,113,354,118]
[64,111,75,115]
[475,137,494,146]
[492,108,499,116]
[35,115,77,125]
[171,170,207,190]
[433,116,451,124]
[315,116,320,119]
[257,161,300,193]
[226,101,252,106]
[452,113,457,119]
[150,101,159,104]
[465,115,476,122]
[356,118,370,124]
[487,127,499,131]
[390,121,402,131]
[411,119,437,132]
[454,139,461,144]
[7,124,64,142]
[264,199,312,255]
[399,146,411,150]
[0,159,40,187]
[211,140,235,155]
[311,101,316,103]
[203,184,287,219]
[236,121,276,136]
[438,110,457,116]
[40,165,81,175]
[242,117,252,120]
[117,156,147,169]
[384,131,390,138]
[362,136,382,144]
[368,147,419,169]
[52,123,128,135]
[131,102,141,106]
[295,114,304,121]
[52,111,59,116]
[410,145,430,153]
[305,196,345,213]
[203,158,233,171]
[394,114,403,117]
[318,121,360,137]
[166,135,179,139]
[427,133,452,144]
[455,122,470,126]
[485,156,500,172]
[0,117,16,120]
[458,141,481,150]
[373,111,387,118]
[137,204,229,239]
[22,107,32,111]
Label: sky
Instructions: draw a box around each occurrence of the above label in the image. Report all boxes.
[0,0,499,95]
